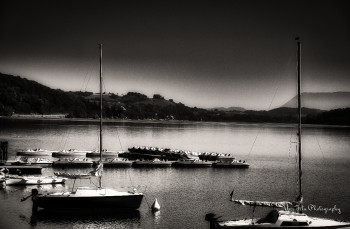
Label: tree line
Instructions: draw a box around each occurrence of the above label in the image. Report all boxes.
[0,73,349,125]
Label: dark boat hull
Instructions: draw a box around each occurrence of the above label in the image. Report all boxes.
[103,162,133,167]
[212,163,249,168]
[86,153,120,158]
[132,162,172,167]
[172,162,212,167]
[215,224,350,229]
[38,194,143,209]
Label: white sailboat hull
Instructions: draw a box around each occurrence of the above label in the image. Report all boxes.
[216,218,350,228]
[214,210,350,228]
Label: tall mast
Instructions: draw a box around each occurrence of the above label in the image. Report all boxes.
[99,44,103,161]
[296,38,302,202]
[99,44,103,188]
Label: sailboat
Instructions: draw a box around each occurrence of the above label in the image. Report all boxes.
[0,164,65,186]
[37,44,144,209]
[205,38,350,228]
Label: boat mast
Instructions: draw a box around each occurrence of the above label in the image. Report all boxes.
[99,43,103,188]
[296,38,302,204]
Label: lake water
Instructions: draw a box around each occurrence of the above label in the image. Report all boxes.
[0,118,349,229]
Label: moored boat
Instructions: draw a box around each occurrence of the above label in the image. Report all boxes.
[132,158,172,167]
[212,159,249,168]
[98,158,133,167]
[1,175,66,186]
[38,187,143,209]
[52,149,90,158]
[205,38,350,229]
[37,44,143,209]
[86,150,121,158]
[11,157,53,167]
[211,209,350,228]
[172,158,212,167]
[127,146,235,161]
[52,158,93,167]
[16,148,53,156]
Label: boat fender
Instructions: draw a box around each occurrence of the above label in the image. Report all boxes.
[151,198,160,211]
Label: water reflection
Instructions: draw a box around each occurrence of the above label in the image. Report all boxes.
[30,208,141,228]
[152,210,161,225]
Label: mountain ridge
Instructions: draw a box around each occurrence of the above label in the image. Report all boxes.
[281,92,350,110]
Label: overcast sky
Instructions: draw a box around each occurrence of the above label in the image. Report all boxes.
[0,0,349,110]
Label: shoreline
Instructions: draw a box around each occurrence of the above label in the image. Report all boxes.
[1,115,350,128]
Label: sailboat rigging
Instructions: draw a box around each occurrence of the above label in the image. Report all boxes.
[205,38,350,228]
[37,44,144,209]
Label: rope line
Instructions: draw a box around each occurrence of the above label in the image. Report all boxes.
[246,53,294,158]
[247,129,260,159]
[115,128,124,151]
[315,134,326,161]
[143,185,151,209]
[80,53,95,92]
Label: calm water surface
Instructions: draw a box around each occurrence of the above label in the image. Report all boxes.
[0,118,349,229]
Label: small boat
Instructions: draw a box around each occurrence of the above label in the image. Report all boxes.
[172,159,212,167]
[97,158,133,167]
[205,38,350,229]
[86,150,121,158]
[11,157,53,167]
[212,159,249,168]
[132,159,172,168]
[129,146,170,155]
[52,158,93,167]
[215,154,235,160]
[16,148,53,156]
[1,175,66,186]
[52,149,90,158]
[10,160,31,166]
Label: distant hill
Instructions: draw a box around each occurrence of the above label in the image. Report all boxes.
[1,73,349,125]
[0,73,87,116]
[0,73,209,120]
[281,92,350,110]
